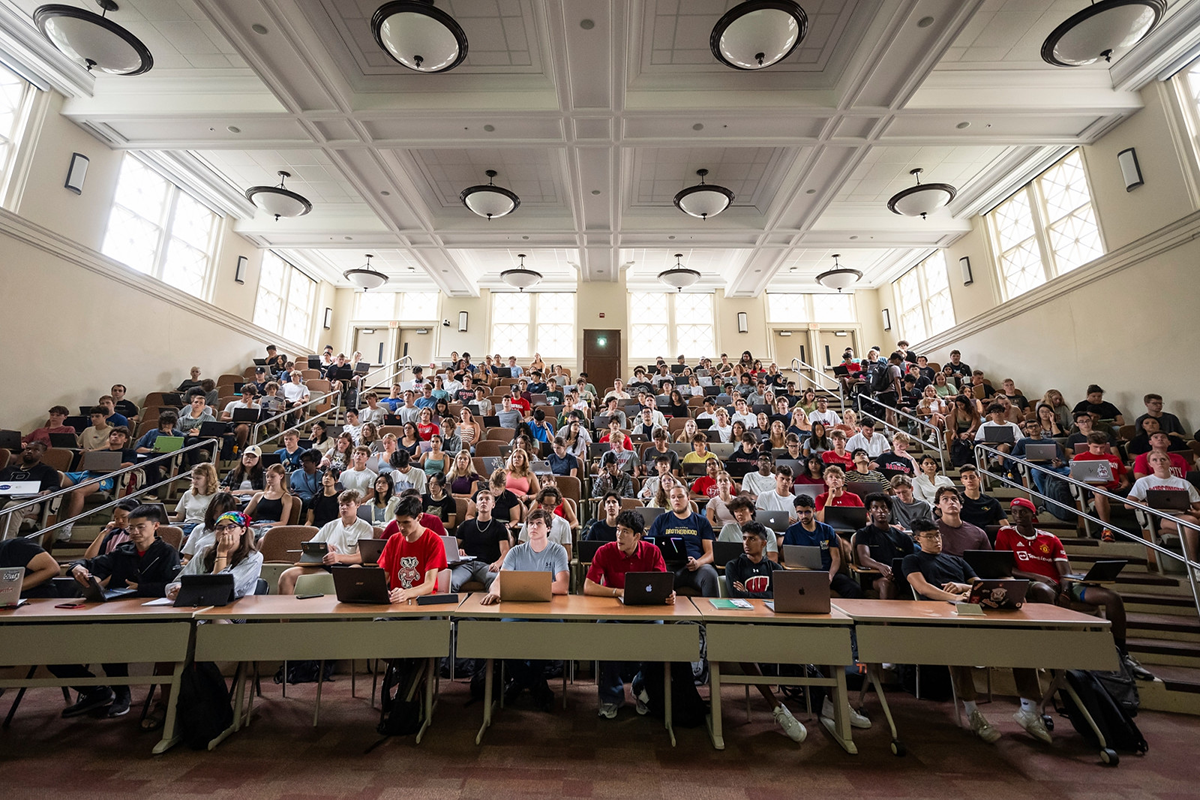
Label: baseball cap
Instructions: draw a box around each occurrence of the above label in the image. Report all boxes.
[242,445,263,458]
[1010,497,1037,514]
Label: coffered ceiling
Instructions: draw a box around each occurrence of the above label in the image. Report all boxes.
[4,0,1200,297]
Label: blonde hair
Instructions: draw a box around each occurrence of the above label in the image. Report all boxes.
[265,463,290,494]
[191,462,218,496]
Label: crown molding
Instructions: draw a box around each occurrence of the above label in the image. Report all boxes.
[0,2,94,97]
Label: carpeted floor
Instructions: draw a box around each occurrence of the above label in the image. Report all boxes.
[2,669,1196,799]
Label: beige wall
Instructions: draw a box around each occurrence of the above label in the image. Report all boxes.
[716,291,767,362]
[574,279,629,373]
[210,230,263,325]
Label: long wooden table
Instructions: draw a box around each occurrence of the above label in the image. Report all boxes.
[453,594,704,745]
[0,598,197,754]
[695,599,858,752]
[832,598,1118,755]
[194,595,454,747]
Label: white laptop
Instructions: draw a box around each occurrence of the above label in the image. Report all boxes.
[441,535,475,566]
[0,481,41,498]
[1070,460,1114,484]
[0,566,26,608]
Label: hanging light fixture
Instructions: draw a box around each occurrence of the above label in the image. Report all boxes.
[34,0,153,76]
[372,0,468,73]
[673,169,735,220]
[344,254,389,291]
[500,253,542,291]
[815,253,861,293]
[1041,0,1165,68]
[886,168,957,220]
[460,169,521,220]
[244,171,313,221]
[710,0,808,70]
[658,253,702,292]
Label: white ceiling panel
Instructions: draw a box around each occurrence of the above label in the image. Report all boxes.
[406,147,563,207]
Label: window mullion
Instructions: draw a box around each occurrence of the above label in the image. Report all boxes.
[1026,183,1055,281]
[154,186,179,281]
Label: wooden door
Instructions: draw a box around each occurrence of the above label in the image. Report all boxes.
[582,329,621,393]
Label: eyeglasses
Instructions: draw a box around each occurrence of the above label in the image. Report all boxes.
[917,532,942,540]
[214,523,242,533]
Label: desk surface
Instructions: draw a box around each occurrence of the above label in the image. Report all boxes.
[0,597,200,622]
[833,598,1111,628]
[454,593,705,621]
[195,595,455,620]
[695,598,852,625]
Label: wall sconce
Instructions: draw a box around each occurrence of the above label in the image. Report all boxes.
[737,311,748,333]
[64,153,89,194]
[458,311,468,332]
[1118,147,1143,192]
[960,256,973,286]
[881,308,891,331]
[323,307,333,330]
[234,255,247,284]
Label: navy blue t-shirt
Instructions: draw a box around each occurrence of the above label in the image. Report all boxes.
[781,520,839,570]
[648,511,714,560]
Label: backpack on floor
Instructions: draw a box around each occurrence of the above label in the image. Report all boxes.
[176,661,233,750]
[773,664,827,710]
[469,657,502,702]
[1056,668,1148,754]
[639,661,707,728]
[274,659,335,685]
[376,658,427,737]
[898,663,954,702]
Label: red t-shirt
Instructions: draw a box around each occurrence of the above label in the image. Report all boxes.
[378,527,448,592]
[994,526,1068,586]
[1072,451,1125,490]
[382,513,447,539]
[691,476,718,498]
[599,433,634,451]
[821,450,854,468]
[417,423,439,441]
[510,397,531,413]
[815,490,864,512]
[586,540,666,589]
[1133,451,1190,479]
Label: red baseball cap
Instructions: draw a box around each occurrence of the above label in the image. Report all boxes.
[1010,497,1037,514]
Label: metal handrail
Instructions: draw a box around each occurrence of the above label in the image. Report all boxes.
[254,402,344,453]
[973,442,1200,621]
[789,357,846,414]
[0,438,218,521]
[362,355,413,390]
[855,394,947,473]
[250,389,338,445]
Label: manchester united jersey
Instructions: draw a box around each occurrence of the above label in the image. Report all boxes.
[994,526,1067,585]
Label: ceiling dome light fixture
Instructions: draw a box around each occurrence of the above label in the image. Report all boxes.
[460,169,520,220]
[344,254,389,291]
[710,0,808,70]
[673,169,735,220]
[34,0,153,76]
[1041,0,1165,68]
[658,253,702,292]
[372,0,468,73]
[500,253,542,291]
[815,253,861,293]
[245,171,313,221]
[886,168,957,220]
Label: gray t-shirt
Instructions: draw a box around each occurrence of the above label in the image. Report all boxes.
[497,410,523,429]
[890,496,934,531]
[502,540,569,576]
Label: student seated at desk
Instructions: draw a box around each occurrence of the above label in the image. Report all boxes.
[720,522,810,743]
[83,497,138,559]
[584,509,674,719]
[278,490,371,594]
[648,485,719,596]
[379,495,447,604]
[783,494,861,597]
[181,492,240,565]
[480,509,570,710]
[854,493,914,599]
[0,441,63,542]
[221,447,265,499]
[451,489,510,591]
[55,504,181,719]
[0,535,60,598]
[717,495,779,562]
[244,464,296,533]
[583,492,622,542]
[518,487,573,560]
[815,465,863,524]
[167,510,263,601]
[57,426,137,545]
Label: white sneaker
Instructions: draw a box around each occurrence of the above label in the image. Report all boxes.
[598,702,621,720]
[635,688,649,716]
[822,696,872,729]
[56,524,73,542]
[1013,708,1052,744]
[968,709,1001,744]
[773,704,807,743]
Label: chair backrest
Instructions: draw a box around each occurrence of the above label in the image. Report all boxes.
[255,578,270,595]
[668,417,691,434]
[293,571,336,596]
[0,448,9,471]
[454,497,468,530]
[436,568,451,593]
[286,500,302,525]
[486,428,515,442]
[475,440,503,458]
[218,373,242,386]
[301,369,321,380]
[556,475,581,506]
[379,425,404,439]
[42,448,74,473]
[258,525,318,562]
[157,525,184,550]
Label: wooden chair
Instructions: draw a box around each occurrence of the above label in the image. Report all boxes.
[0,448,8,471]
[486,428,515,443]
[42,448,74,473]
[475,440,503,458]
[556,475,582,508]
[158,525,184,550]
[453,497,469,531]
[218,373,243,387]
[258,525,317,562]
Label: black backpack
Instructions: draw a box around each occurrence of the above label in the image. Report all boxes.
[638,661,707,728]
[176,661,234,750]
[870,363,894,394]
[376,658,428,737]
[1056,668,1148,754]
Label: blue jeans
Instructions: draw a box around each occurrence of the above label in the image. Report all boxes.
[1031,464,1070,495]
[599,661,645,705]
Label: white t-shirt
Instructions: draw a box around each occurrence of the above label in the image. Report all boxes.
[174,489,215,524]
[390,467,427,494]
[756,490,796,517]
[359,405,386,426]
[710,423,732,443]
[339,467,378,495]
[282,383,309,403]
[1128,475,1200,503]
[311,517,373,556]
[808,409,841,427]
[846,432,891,458]
[732,411,758,429]
[518,515,572,549]
[741,471,776,498]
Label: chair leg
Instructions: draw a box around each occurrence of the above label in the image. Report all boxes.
[282,661,287,698]
[351,660,356,699]
[2,667,38,728]
[139,684,157,724]
[314,661,325,727]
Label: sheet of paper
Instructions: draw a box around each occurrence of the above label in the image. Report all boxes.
[142,598,173,606]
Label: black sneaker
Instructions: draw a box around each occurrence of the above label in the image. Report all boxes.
[1124,652,1155,681]
[503,680,524,705]
[106,687,131,718]
[531,680,555,712]
[62,687,114,718]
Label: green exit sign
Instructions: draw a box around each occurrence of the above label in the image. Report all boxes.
[596,337,607,347]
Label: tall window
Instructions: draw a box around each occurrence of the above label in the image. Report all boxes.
[766,294,857,324]
[986,149,1103,299]
[356,292,396,319]
[0,64,33,197]
[489,292,575,358]
[254,252,314,342]
[628,292,716,359]
[893,250,954,343]
[400,292,438,320]
[102,156,219,299]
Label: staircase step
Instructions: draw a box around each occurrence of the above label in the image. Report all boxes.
[1124,591,1199,609]
[1127,612,1200,642]
[1125,637,1200,667]
[1138,664,1200,693]
[1114,573,1185,589]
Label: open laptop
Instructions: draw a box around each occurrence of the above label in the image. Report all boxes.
[577,539,604,564]
[152,435,184,453]
[654,536,689,566]
[63,415,89,433]
[980,425,1015,445]
[1024,443,1058,463]
[712,540,745,568]
[1147,489,1191,514]
[499,570,552,602]
[793,483,822,499]
[160,393,185,408]
[0,481,41,498]
[1066,559,1128,583]
[767,570,831,614]
[0,430,22,450]
[231,408,259,424]
[965,578,1029,610]
[529,460,552,476]
[1070,460,1114,484]
[358,538,386,566]
[308,355,322,370]
[0,567,25,608]
[709,443,737,460]
[173,574,235,607]
[82,576,137,603]
[963,549,1015,579]
[48,432,79,449]
[441,535,475,566]
[355,362,371,375]
[332,566,391,604]
[755,509,792,533]
[296,541,328,566]
[619,572,674,605]
[81,450,122,472]
[198,421,229,438]
[482,456,505,474]
[494,367,513,379]
[781,544,824,570]
[824,505,868,532]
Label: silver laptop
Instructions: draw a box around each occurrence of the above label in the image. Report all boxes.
[1070,460,1114,484]
[792,483,821,499]
[529,460,552,476]
[781,544,824,570]
[81,450,123,472]
[442,535,475,566]
[499,570,552,602]
[755,509,792,532]
[766,570,830,614]
[1024,443,1058,462]
[0,566,24,608]
[0,481,41,498]
[709,443,737,460]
